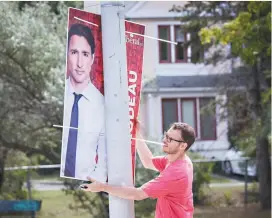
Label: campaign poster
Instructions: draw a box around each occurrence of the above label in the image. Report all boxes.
[125,21,145,183]
[60,8,144,183]
[60,8,106,182]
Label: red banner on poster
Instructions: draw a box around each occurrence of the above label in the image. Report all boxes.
[125,21,145,183]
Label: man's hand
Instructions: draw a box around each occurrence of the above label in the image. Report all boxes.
[80,177,105,192]
[81,176,149,200]
[134,119,157,171]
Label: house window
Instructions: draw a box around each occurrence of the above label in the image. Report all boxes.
[199,98,216,140]
[181,99,197,136]
[162,99,178,132]
[158,26,171,63]
[161,97,216,140]
[175,26,187,62]
[158,25,188,63]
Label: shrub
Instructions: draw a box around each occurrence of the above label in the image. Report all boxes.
[189,152,214,205]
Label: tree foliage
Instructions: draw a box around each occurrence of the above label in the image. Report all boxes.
[199,2,271,68]
[170,1,248,64]
[0,1,66,198]
[172,1,271,209]
[0,1,66,167]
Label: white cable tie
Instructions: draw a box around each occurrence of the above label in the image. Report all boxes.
[131,138,163,146]
[53,124,78,130]
[53,125,104,135]
[74,16,99,27]
[126,31,177,45]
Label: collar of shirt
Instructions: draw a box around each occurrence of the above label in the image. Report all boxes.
[67,78,93,101]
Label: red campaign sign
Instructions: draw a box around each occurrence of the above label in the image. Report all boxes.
[62,8,144,182]
[125,21,145,183]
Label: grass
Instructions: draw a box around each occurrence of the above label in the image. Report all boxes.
[32,191,90,218]
[27,187,270,218]
[209,183,257,193]
[194,203,271,218]
[30,172,61,181]
[210,175,231,183]
[195,183,270,218]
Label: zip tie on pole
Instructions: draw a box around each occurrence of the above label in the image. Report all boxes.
[131,138,163,146]
[53,124,104,135]
[125,30,178,45]
[53,124,78,130]
[74,16,99,27]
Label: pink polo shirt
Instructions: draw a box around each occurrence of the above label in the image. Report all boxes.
[141,156,194,218]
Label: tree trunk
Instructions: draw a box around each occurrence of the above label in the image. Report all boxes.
[0,158,4,191]
[252,61,271,209]
[0,147,7,191]
[256,134,271,209]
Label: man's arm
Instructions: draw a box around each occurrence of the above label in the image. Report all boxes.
[82,178,148,201]
[136,131,157,171]
[103,184,148,201]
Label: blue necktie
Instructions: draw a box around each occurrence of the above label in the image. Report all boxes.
[64,93,83,177]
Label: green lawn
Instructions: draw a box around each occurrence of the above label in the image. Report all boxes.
[209,183,257,193]
[29,188,270,218]
[210,175,231,183]
[194,204,270,218]
[31,172,61,181]
[33,191,90,218]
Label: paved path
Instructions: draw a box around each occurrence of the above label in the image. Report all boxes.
[25,178,248,191]
[209,182,245,188]
[24,180,65,191]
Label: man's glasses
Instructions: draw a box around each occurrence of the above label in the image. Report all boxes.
[163,132,185,143]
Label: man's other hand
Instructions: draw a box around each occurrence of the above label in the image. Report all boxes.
[80,177,105,192]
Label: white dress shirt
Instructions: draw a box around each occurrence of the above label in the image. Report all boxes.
[60,78,107,182]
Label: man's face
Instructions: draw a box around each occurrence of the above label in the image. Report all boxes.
[162,128,187,154]
[68,35,94,84]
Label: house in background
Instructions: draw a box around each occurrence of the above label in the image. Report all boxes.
[84,1,237,160]
[124,1,234,159]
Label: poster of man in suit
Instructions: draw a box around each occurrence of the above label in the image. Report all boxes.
[60,8,107,182]
[60,7,145,183]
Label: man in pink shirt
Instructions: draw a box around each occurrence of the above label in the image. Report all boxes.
[82,122,196,218]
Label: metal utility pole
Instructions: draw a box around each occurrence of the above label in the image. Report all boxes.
[85,1,134,218]
[101,2,134,217]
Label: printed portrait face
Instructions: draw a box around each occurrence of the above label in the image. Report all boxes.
[68,34,94,84]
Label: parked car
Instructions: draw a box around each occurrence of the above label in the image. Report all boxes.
[221,147,257,177]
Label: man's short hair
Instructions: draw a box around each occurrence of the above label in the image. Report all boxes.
[170,122,196,151]
[68,23,95,54]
